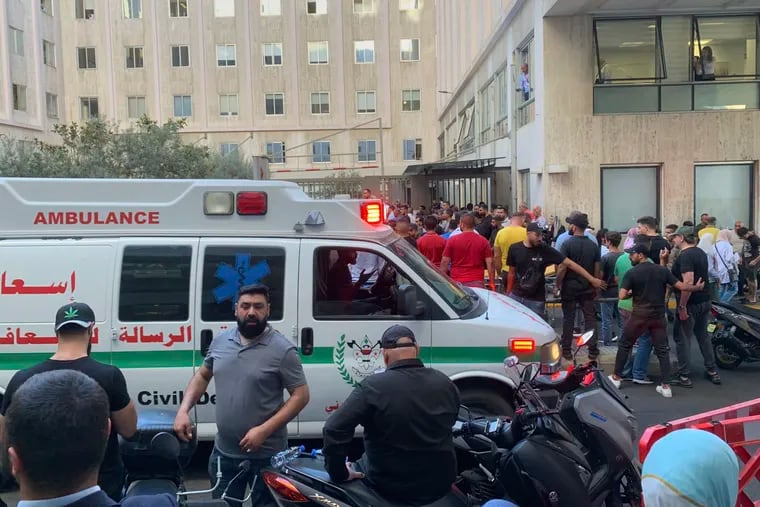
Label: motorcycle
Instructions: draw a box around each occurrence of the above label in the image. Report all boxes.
[119,408,257,506]
[708,300,760,369]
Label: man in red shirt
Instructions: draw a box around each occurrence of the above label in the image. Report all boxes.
[417,215,446,267]
[440,213,495,288]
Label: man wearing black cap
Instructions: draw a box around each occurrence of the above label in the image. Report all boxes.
[0,302,137,500]
[322,325,460,505]
[556,210,605,360]
[609,243,705,398]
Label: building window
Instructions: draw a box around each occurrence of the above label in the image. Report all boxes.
[173,95,192,117]
[9,28,24,57]
[127,96,147,118]
[399,0,419,10]
[126,46,144,68]
[77,47,96,69]
[43,40,56,67]
[402,89,421,111]
[75,0,95,19]
[400,38,420,61]
[169,0,188,17]
[216,44,236,66]
[214,0,234,17]
[119,245,192,322]
[310,92,330,115]
[46,93,59,118]
[265,93,284,115]
[308,41,329,65]
[307,0,327,15]
[356,91,376,113]
[358,140,376,162]
[171,45,190,67]
[80,97,99,119]
[593,18,662,83]
[695,164,753,229]
[40,0,53,15]
[353,0,373,14]
[12,85,27,112]
[354,40,375,63]
[403,138,422,160]
[220,143,238,156]
[601,166,659,232]
[693,16,758,80]
[263,43,282,65]
[267,142,285,163]
[312,141,330,163]
[123,0,142,18]
[261,0,281,16]
[219,94,239,116]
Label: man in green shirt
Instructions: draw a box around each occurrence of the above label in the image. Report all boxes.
[614,252,653,383]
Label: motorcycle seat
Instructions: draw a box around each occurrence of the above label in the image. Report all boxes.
[124,478,177,498]
[533,370,570,389]
[718,301,760,320]
[343,482,467,507]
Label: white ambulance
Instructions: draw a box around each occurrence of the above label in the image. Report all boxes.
[0,178,560,439]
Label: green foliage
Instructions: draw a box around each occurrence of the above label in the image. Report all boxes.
[0,117,252,179]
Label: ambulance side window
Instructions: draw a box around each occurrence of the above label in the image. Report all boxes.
[201,246,286,322]
[313,247,427,319]
[119,245,192,322]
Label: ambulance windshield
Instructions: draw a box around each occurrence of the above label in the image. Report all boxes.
[389,238,475,315]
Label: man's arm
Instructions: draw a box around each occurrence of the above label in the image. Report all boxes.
[440,256,451,274]
[493,245,503,273]
[485,256,495,290]
[679,271,694,309]
[618,288,632,300]
[322,385,370,482]
[674,277,704,293]
[174,364,213,441]
[111,401,138,439]
[561,258,606,289]
[593,261,602,279]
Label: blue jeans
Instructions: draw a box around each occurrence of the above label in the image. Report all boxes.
[619,309,653,380]
[208,446,273,506]
[600,301,621,345]
[720,280,738,303]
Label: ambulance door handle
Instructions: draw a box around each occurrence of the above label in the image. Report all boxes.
[200,329,213,357]
[300,327,314,356]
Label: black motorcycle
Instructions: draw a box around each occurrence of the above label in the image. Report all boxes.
[709,300,760,369]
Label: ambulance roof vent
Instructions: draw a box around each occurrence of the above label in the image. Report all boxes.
[304,211,325,226]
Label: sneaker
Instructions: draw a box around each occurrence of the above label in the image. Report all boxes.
[672,375,693,388]
[705,370,722,385]
[611,335,619,342]
[607,375,622,389]
[656,385,673,398]
[633,377,654,385]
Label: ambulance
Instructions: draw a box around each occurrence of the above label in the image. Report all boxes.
[0,178,560,439]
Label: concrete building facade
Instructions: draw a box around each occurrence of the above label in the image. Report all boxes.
[2,0,437,201]
[435,0,760,231]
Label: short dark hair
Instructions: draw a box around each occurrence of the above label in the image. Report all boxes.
[683,220,694,227]
[4,370,110,495]
[737,227,749,237]
[606,231,622,247]
[665,223,679,231]
[423,215,438,231]
[683,233,698,245]
[460,213,476,228]
[238,283,270,302]
[495,205,506,212]
[637,216,658,229]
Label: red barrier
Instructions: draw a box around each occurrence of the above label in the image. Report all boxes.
[638,398,760,507]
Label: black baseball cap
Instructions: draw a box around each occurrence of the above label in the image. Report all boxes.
[566,210,589,228]
[381,325,417,349]
[526,222,542,233]
[625,243,650,255]
[55,302,95,331]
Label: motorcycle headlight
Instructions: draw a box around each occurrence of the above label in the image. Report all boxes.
[540,338,561,374]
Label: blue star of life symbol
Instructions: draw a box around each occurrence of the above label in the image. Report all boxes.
[212,254,271,309]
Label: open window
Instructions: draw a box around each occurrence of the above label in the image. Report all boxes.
[593,18,665,83]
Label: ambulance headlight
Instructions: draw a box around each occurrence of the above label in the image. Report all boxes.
[204,192,234,215]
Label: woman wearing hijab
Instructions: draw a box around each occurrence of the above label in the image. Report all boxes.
[642,428,739,507]
[715,229,740,303]
[698,232,721,300]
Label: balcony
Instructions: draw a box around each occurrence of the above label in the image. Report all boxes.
[594,80,760,114]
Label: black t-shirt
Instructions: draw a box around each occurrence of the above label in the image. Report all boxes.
[600,251,624,298]
[404,236,418,249]
[621,262,678,316]
[672,246,710,304]
[559,236,600,296]
[635,234,670,265]
[744,235,760,260]
[0,358,131,476]
[507,242,566,301]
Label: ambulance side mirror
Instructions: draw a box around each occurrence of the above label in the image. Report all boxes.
[398,284,424,317]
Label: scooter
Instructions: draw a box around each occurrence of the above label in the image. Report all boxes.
[709,300,760,369]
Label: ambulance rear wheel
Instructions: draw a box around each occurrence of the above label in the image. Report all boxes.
[459,387,514,418]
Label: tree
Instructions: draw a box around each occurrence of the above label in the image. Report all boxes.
[0,117,253,179]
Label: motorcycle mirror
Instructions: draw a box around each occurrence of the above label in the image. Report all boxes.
[150,432,181,461]
[504,356,520,369]
[577,330,594,348]
[521,363,539,383]
[458,405,473,422]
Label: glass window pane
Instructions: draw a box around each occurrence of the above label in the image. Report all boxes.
[595,19,658,82]
[661,84,693,111]
[594,85,659,113]
[661,16,692,83]
[695,164,752,227]
[601,167,658,232]
[695,16,758,79]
